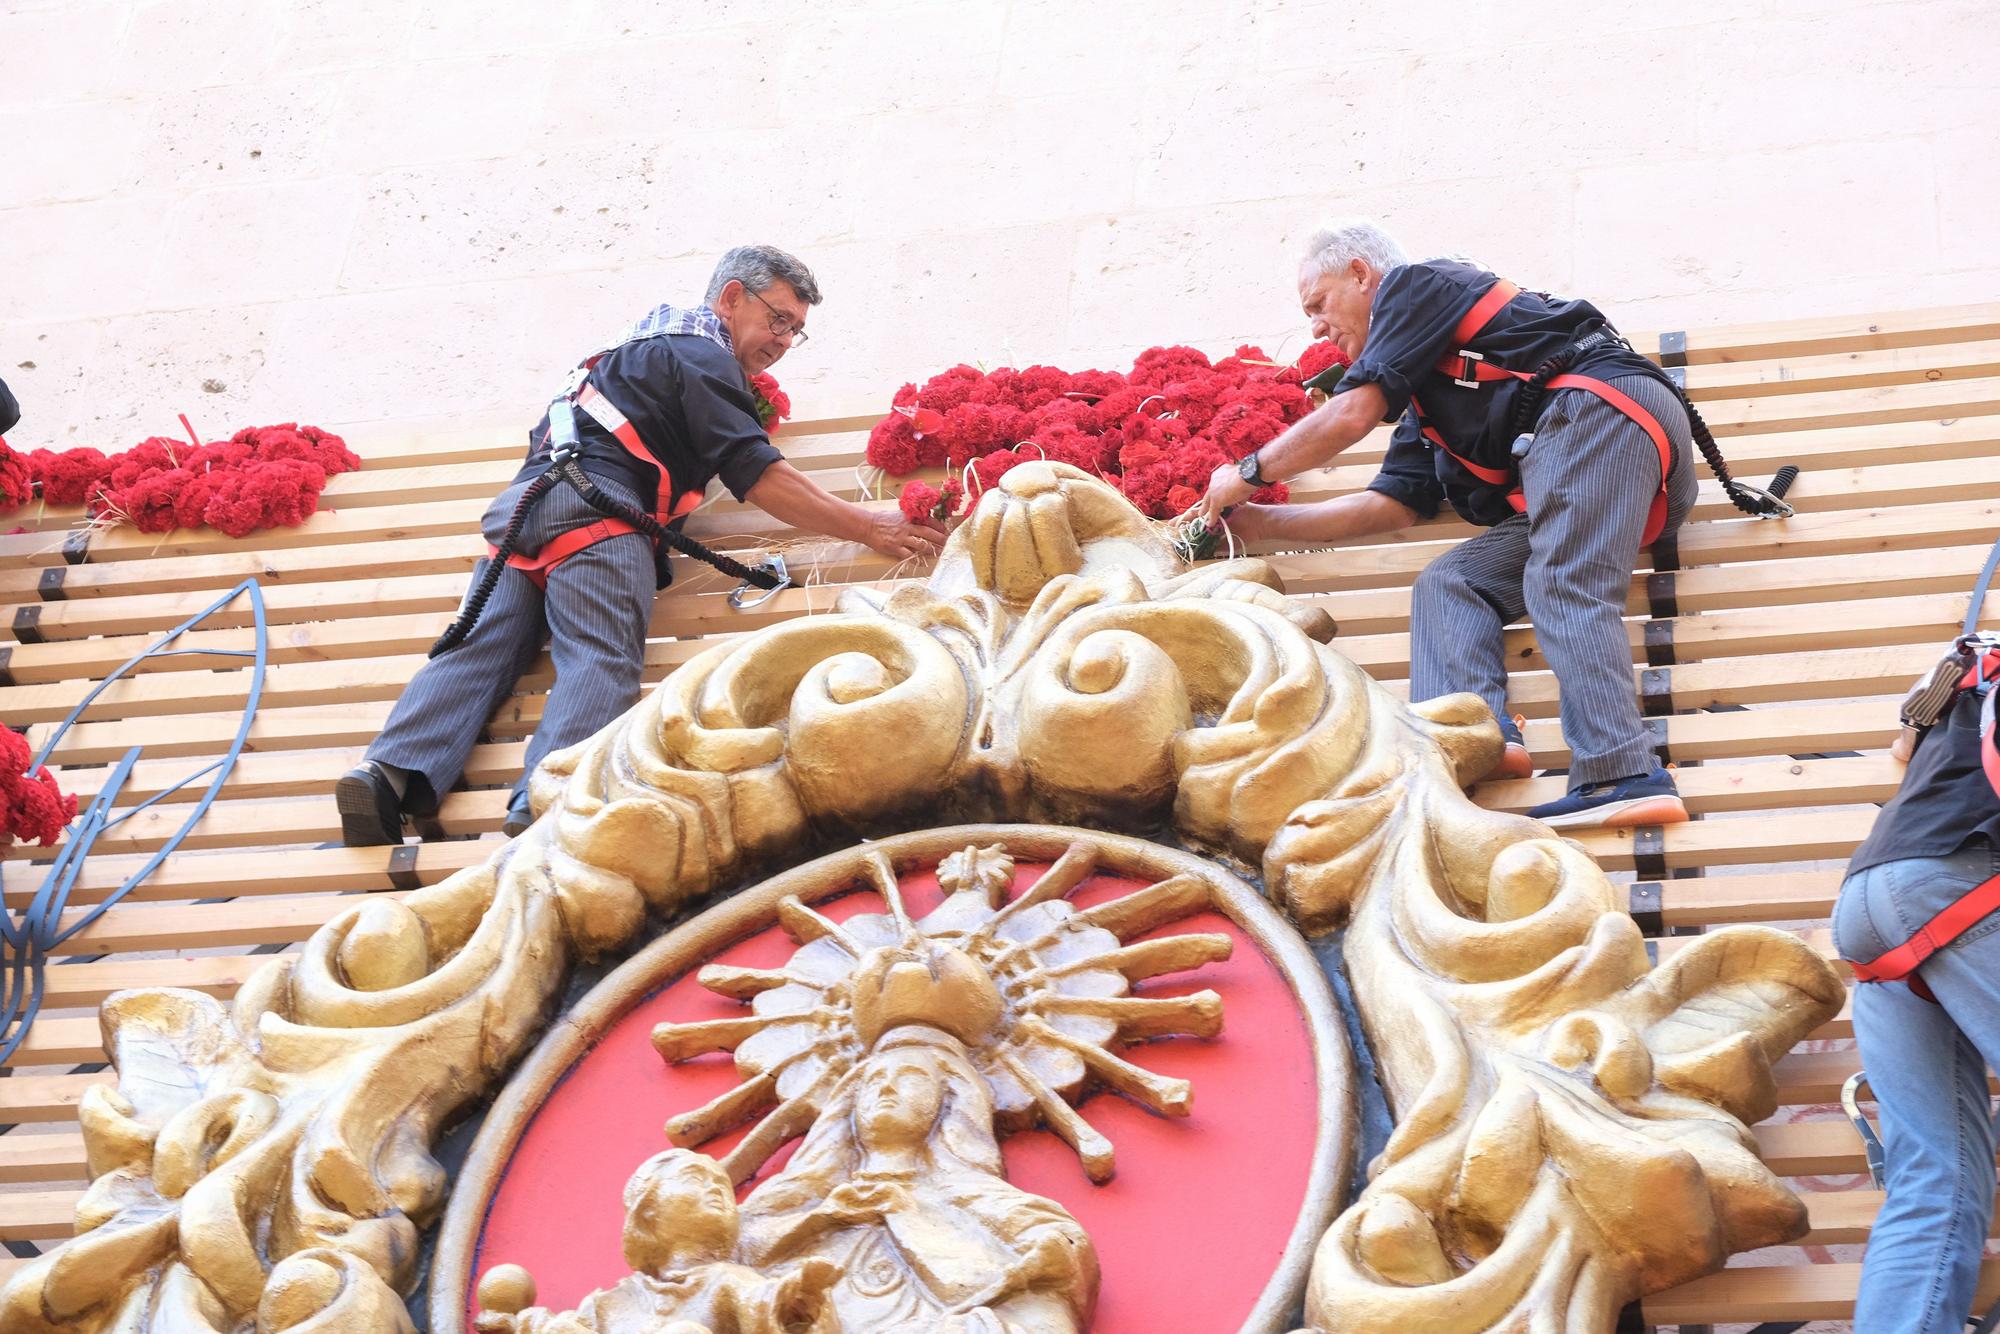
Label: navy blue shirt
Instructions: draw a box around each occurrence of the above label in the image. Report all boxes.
[516,334,782,511]
[1345,259,1673,527]
[0,376,17,437]
[1849,684,2000,874]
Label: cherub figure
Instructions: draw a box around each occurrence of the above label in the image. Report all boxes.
[475,1149,837,1334]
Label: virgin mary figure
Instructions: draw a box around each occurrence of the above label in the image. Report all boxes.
[737,1024,1100,1333]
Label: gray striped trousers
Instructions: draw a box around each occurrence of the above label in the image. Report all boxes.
[1409,374,1699,789]
[366,474,658,817]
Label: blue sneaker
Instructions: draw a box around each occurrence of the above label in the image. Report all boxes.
[1526,766,1688,830]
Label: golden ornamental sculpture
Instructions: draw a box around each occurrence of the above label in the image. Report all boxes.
[0,459,1844,1334]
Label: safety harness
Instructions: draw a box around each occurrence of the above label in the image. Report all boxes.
[1845,538,2000,1001]
[429,341,791,658]
[1409,279,1798,543]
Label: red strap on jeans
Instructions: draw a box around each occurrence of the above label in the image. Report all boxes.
[1849,871,2000,1003]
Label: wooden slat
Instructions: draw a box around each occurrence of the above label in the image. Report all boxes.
[0,1072,112,1124]
[1644,1257,2000,1324]
[0,1132,90,1184]
[2,838,495,911]
[0,1190,80,1241]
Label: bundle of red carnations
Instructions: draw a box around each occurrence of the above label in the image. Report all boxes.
[867,341,1349,525]
[0,423,360,538]
[750,372,791,431]
[0,726,74,849]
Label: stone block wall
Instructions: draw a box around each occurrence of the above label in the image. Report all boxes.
[1,0,1994,443]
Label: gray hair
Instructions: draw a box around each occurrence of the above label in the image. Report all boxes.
[1298,220,1409,282]
[705,244,823,306]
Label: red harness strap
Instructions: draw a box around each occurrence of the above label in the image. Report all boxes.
[497,383,703,586]
[1409,279,1675,544]
[1850,872,2000,1003]
[1850,649,2000,1002]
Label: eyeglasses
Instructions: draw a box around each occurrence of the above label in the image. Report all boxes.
[746,286,810,346]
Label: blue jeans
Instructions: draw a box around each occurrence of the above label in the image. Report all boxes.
[1833,838,2000,1334]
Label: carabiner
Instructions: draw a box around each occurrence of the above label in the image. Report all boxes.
[1733,482,1796,520]
[728,554,792,610]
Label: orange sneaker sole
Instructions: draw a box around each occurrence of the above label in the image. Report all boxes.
[1492,743,1533,781]
[1539,795,1689,831]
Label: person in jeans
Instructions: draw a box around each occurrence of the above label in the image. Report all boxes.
[1834,656,2000,1333]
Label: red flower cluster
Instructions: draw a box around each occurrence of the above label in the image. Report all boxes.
[0,726,74,849]
[3,424,359,538]
[749,373,791,432]
[0,438,30,513]
[863,343,1349,520]
[897,477,965,524]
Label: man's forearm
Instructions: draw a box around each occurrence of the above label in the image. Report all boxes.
[1255,385,1385,483]
[1239,490,1417,544]
[743,461,868,543]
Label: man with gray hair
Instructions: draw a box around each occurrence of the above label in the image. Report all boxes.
[336,244,944,845]
[1194,220,1696,829]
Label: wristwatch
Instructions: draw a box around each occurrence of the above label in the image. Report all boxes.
[1237,450,1270,487]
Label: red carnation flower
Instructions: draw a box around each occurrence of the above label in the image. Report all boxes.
[0,726,74,849]
[0,442,31,515]
[749,373,791,430]
[915,365,984,416]
[866,414,922,475]
[25,448,110,506]
[971,448,1025,492]
[1281,340,1351,387]
[899,480,942,523]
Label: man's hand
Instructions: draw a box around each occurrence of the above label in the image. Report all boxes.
[745,461,946,561]
[1193,461,1256,527]
[1219,503,1275,541]
[860,510,946,561]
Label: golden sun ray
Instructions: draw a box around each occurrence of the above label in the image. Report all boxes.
[1046,932,1233,982]
[1034,990,1225,1041]
[774,895,865,952]
[999,1048,1117,1183]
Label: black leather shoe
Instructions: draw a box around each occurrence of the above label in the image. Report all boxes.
[336,762,406,846]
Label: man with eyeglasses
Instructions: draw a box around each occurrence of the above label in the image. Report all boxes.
[336,244,946,846]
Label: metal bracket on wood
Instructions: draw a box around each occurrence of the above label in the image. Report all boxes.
[1658,330,1688,368]
[1650,530,1681,573]
[1628,881,1665,935]
[1640,667,1675,717]
[1645,570,1678,620]
[1644,618,1676,666]
[387,843,421,891]
[37,566,66,601]
[1632,825,1669,881]
[12,604,44,645]
[62,531,90,565]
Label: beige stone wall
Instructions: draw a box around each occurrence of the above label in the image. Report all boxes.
[2,0,1994,446]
